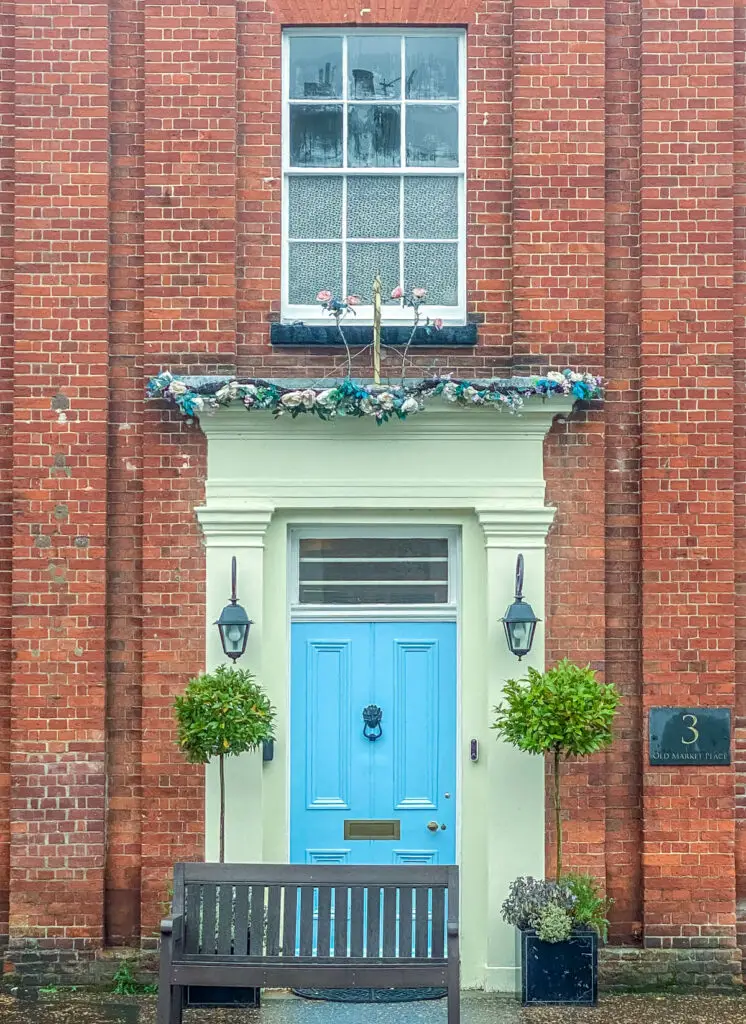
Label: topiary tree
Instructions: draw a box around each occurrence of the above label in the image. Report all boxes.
[492,659,619,880]
[174,664,276,862]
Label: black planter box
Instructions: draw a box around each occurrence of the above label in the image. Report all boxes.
[186,986,260,1008]
[518,927,598,1005]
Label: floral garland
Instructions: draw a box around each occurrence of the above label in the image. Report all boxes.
[146,370,603,424]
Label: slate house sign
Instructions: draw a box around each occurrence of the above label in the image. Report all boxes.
[648,707,731,766]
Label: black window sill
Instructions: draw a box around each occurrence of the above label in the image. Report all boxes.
[270,322,477,347]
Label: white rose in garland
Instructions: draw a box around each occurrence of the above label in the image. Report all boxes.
[281,391,304,408]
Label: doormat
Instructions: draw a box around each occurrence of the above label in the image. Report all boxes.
[292,988,446,1003]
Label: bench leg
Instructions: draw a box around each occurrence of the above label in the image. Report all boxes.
[447,983,460,1024]
[157,984,183,1024]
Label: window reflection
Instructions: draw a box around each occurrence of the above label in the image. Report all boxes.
[405,36,459,100]
[348,36,401,99]
[289,105,343,167]
[289,37,342,99]
[348,105,401,168]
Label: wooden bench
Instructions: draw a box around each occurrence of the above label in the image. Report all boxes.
[159,863,460,1024]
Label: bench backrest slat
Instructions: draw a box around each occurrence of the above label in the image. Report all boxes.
[201,883,218,955]
[266,884,282,956]
[382,887,397,957]
[398,886,413,957]
[349,885,364,957]
[217,885,233,954]
[333,885,348,958]
[431,886,445,959]
[234,885,249,956]
[175,865,456,962]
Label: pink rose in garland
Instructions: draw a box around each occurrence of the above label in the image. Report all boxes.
[316,289,332,302]
[411,287,427,300]
[390,285,403,300]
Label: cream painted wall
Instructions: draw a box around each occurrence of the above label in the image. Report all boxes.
[195,399,572,992]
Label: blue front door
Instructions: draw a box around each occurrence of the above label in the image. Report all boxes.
[291,621,457,865]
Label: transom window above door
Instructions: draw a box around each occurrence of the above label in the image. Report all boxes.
[282,30,466,324]
[291,532,457,610]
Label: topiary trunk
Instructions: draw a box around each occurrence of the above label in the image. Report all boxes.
[554,747,562,880]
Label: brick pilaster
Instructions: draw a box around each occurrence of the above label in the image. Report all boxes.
[0,0,15,942]
[11,3,110,943]
[641,0,737,949]
[604,0,644,940]
[140,0,240,937]
[511,0,608,881]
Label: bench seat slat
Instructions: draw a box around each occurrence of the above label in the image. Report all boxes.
[172,962,448,991]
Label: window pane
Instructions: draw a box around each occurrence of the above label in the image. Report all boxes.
[299,583,449,605]
[289,36,342,98]
[300,538,448,558]
[404,176,458,238]
[404,243,458,305]
[301,559,448,583]
[406,105,458,167]
[288,177,343,238]
[347,176,400,238]
[290,105,343,167]
[347,243,400,300]
[405,36,459,99]
[288,242,342,304]
[348,36,402,99]
[348,105,401,167]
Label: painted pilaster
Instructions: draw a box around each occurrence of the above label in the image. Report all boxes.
[477,506,555,993]
[196,505,275,863]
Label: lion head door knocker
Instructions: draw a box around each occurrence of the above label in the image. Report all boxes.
[362,704,383,741]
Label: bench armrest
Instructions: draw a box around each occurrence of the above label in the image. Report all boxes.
[161,914,184,944]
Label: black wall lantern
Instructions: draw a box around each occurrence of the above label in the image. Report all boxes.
[501,554,540,660]
[216,556,253,661]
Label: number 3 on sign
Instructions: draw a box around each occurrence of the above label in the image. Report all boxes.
[682,713,699,745]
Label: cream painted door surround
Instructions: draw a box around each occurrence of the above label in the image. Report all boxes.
[195,398,572,991]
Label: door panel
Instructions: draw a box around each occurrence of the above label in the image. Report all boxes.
[291,621,456,866]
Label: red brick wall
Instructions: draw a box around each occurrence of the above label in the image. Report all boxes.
[0,0,742,967]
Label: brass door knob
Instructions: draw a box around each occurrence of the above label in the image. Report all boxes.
[426,821,439,832]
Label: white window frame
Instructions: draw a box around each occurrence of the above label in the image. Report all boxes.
[281,27,467,326]
[289,525,460,621]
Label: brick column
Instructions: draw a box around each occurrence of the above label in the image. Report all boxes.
[0,0,14,942]
[604,0,644,940]
[11,3,109,952]
[140,0,239,939]
[640,0,738,972]
[734,0,746,951]
[512,0,608,881]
